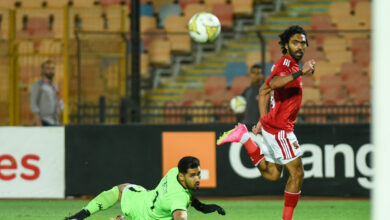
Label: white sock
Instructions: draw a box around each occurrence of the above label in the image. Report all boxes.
[240,132,249,144]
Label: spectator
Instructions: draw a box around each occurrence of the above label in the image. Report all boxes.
[30,60,63,126]
[241,63,265,125]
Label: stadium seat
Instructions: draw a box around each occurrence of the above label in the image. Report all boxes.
[225,62,248,88]
[310,14,336,31]
[141,28,166,51]
[38,39,62,54]
[164,15,191,54]
[322,37,348,53]
[163,101,186,123]
[69,7,104,33]
[268,39,282,62]
[46,0,69,7]
[183,89,206,103]
[349,0,369,11]
[105,6,122,32]
[302,87,321,105]
[150,0,174,12]
[19,0,43,8]
[231,0,253,16]
[209,88,234,106]
[72,0,98,7]
[329,1,351,25]
[326,50,353,65]
[178,0,201,11]
[16,8,63,37]
[140,4,154,17]
[302,75,316,88]
[321,86,348,105]
[17,40,34,54]
[354,1,371,28]
[204,0,226,10]
[301,100,327,123]
[184,3,207,22]
[190,99,214,123]
[301,43,326,63]
[354,50,370,67]
[310,14,338,43]
[149,39,171,66]
[0,0,16,8]
[100,0,126,8]
[140,16,157,33]
[350,37,370,56]
[215,100,236,123]
[340,62,365,81]
[0,9,10,38]
[158,3,181,28]
[335,14,362,31]
[318,75,344,94]
[344,73,370,94]
[246,51,271,71]
[212,3,233,29]
[313,60,338,80]
[351,86,371,105]
[204,76,227,95]
[231,75,251,95]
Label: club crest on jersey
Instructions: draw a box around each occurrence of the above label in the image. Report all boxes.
[293,141,299,149]
[283,59,290,67]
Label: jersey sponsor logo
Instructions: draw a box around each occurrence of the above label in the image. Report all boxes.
[283,59,290,67]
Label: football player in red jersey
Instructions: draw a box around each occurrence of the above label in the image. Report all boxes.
[217,25,315,220]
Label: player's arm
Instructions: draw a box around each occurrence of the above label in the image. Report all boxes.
[259,83,272,118]
[191,198,226,215]
[29,82,42,126]
[172,210,188,220]
[269,59,315,89]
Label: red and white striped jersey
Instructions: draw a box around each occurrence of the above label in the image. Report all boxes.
[260,55,303,134]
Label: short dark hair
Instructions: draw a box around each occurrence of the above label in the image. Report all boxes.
[250,63,262,73]
[278,25,308,54]
[178,156,200,174]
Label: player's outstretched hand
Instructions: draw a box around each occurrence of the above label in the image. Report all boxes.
[301,59,315,75]
[252,121,262,135]
[191,198,226,215]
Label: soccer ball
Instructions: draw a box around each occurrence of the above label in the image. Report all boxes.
[230,96,247,114]
[188,12,221,44]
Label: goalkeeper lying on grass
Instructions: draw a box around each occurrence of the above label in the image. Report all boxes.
[65,156,225,220]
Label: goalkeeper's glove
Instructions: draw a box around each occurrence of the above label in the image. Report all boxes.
[191,198,226,215]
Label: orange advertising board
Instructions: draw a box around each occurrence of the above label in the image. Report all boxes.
[162,132,216,188]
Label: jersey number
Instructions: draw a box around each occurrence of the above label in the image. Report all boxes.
[150,191,159,210]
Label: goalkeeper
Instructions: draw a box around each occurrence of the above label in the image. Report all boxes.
[65,156,225,220]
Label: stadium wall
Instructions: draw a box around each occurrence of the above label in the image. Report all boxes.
[0,127,65,198]
[65,124,371,197]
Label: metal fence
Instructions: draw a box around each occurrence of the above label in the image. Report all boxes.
[68,97,370,125]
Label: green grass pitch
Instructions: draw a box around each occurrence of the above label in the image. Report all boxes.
[0,199,369,220]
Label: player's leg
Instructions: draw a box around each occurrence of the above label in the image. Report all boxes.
[282,157,304,220]
[217,123,282,180]
[257,160,283,181]
[65,183,127,220]
[217,123,264,164]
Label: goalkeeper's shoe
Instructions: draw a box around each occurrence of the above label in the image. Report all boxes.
[217,123,248,145]
[64,209,90,220]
